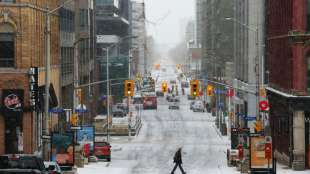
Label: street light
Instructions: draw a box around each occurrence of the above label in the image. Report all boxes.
[43,0,75,160]
[102,35,138,142]
[224,17,261,124]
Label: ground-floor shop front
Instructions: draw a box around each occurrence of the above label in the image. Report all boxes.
[267,87,310,170]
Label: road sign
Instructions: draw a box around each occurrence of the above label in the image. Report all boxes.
[226,88,234,97]
[70,126,82,130]
[259,100,269,111]
[265,143,272,160]
[41,135,51,140]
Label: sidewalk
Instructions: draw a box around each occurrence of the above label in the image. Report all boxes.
[211,118,310,174]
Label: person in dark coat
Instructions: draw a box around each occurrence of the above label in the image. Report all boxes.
[171,148,186,174]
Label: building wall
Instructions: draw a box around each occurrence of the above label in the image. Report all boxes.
[267,0,293,91]
[0,0,60,154]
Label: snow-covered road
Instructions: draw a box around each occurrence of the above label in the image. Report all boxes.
[79,96,239,174]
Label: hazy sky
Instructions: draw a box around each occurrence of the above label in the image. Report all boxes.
[143,0,195,48]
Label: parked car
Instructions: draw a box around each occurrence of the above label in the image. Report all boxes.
[0,154,49,174]
[94,141,111,162]
[168,102,180,110]
[44,161,63,174]
[192,100,205,112]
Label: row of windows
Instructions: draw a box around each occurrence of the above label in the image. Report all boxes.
[0,0,15,3]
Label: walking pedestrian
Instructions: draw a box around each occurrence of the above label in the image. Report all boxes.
[171,147,186,174]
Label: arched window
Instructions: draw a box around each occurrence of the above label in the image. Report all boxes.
[0,23,15,67]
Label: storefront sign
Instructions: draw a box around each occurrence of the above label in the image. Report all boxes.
[77,126,94,157]
[51,133,74,166]
[250,136,273,169]
[2,89,24,112]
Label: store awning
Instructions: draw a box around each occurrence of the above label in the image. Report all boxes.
[38,83,58,112]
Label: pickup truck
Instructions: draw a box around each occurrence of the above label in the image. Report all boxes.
[0,154,49,174]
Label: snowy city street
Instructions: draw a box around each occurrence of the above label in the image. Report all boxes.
[79,96,238,174]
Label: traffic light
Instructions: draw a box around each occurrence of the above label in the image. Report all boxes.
[70,113,78,126]
[124,80,135,97]
[207,85,214,96]
[190,80,199,97]
[162,82,168,93]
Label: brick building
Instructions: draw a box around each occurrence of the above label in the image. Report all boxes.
[266,0,310,170]
[0,1,60,155]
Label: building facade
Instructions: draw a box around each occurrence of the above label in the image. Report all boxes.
[95,0,131,108]
[233,0,265,132]
[0,0,60,154]
[60,0,96,125]
[130,1,146,76]
[266,0,310,170]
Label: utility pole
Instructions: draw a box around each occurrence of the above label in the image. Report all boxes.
[43,10,50,160]
[105,47,110,142]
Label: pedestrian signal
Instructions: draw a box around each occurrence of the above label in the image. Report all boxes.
[190,80,199,97]
[162,82,168,93]
[124,80,135,97]
[207,85,214,96]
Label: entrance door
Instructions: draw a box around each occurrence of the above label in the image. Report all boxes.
[305,113,310,169]
[4,115,22,154]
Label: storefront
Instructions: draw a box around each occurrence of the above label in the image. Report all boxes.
[2,89,24,154]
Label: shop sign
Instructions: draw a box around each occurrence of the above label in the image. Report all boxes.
[2,89,24,112]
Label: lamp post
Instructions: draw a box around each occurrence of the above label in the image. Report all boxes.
[43,0,75,160]
[102,35,138,142]
[225,17,260,124]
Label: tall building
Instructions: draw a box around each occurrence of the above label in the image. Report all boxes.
[95,0,131,108]
[130,0,146,76]
[0,0,60,154]
[266,0,310,170]
[60,0,96,123]
[233,0,265,132]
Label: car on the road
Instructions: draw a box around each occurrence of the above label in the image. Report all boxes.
[88,156,99,163]
[187,94,195,100]
[156,91,164,97]
[143,96,157,109]
[112,105,126,117]
[0,154,49,174]
[190,101,195,110]
[166,94,172,101]
[94,141,111,162]
[133,95,143,104]
[168,102,180,110]
[192,100,205,112]
[169,96,180,102]
[44,161,63,174]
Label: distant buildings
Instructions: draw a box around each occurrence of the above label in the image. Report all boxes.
[130,1,147,76]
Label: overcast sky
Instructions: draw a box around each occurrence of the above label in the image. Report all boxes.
[142,0,195,49]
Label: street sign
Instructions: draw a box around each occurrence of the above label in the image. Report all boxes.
[226,88,234,97]
[259,100,269,111]
[41,135,51,140]
[70,126,82,130]
[265,143,272,160]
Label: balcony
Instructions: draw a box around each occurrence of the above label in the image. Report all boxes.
[95,0,129,29]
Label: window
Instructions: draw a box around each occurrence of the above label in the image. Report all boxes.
[307,0,310,31]
[0,0,15,2]
[0,33,14,67]
[307,57,310,92]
